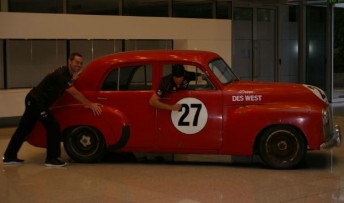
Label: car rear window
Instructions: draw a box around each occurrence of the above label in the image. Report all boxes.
[101,65,152,91]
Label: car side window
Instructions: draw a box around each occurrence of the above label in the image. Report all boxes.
[162,64,215,90]
[101,65,152,91]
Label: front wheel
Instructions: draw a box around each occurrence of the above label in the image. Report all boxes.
[64,126,106,163]
[258,125,307,169]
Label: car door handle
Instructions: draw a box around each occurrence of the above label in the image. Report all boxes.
[97,97,108,100]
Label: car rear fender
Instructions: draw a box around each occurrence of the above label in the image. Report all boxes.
[26,104,130,149]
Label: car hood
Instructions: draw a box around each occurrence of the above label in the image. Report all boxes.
[223,80,328,106]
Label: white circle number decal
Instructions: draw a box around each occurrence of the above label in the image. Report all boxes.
[171,98,208,134]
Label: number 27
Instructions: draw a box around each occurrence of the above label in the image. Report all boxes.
[178,103,202,126]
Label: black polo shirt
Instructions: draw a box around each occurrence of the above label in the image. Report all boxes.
[156,71,196,98]
[29,66,73,106]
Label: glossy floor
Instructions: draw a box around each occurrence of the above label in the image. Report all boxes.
[1,105,344,203]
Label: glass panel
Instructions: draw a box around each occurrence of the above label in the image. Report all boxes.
[209,59,238,84]
[306,6,326,91]
[101,65,152,91]
[255,8,275,81]
[279,5,299,83]
[69,40,122,67]
[216,0,232,19]
[7,40,67,88]
[258,8,272,21]
[129,65,152,90]
[333,4,344,101]
[233,7,253,21]
[102,68,119,91]
[67,0,119,15]
[123,0,168,17]
[233,6,276,82]
[232,7,253,80]
[124,40,173,51]
[92,40,122,58]
[173,0,213,19]
[193,67,215,90]
[0,40,3,89]
[8,0,63,13]
[7,40,31,88]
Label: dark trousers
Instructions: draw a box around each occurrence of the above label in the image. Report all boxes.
[4,94,61,160]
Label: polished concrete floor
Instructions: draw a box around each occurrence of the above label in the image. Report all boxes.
[1,105,344,203]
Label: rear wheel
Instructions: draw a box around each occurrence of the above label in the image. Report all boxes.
[64,126,106,163]
[258,125,306,169]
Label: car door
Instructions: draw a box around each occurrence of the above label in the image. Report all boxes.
[97,64,156,149]
[156,64,223,152]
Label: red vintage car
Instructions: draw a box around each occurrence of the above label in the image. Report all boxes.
[27,50,341,169]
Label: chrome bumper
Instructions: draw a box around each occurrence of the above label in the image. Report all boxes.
[320,125,341,149]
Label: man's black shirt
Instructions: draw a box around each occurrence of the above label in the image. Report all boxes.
[29,66,73,106]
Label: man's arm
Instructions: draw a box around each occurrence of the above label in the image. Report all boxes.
[149,93,181,111]
[66,86,102,116]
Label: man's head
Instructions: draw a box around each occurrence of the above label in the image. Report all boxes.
[172,64,185,77]
[172,64,185,86]
[68,52,83,74]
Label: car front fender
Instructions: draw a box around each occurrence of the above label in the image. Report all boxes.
[221,104,323,155]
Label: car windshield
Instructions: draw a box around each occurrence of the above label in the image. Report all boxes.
[208,58,238,85]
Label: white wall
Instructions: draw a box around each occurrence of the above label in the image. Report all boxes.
[0,12,231,118]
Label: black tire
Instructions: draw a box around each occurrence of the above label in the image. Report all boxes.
[64,126,106,163]
[258,125,307,169]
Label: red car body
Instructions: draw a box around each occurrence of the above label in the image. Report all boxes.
[26,50,341,169]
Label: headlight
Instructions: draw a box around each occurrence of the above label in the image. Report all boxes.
[303,84,328,104]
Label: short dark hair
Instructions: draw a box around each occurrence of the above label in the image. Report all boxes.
[172,64,185,77]
[69,52,83,61]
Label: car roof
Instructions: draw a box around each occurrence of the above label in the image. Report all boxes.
[77,50,221,90]
[90,49,220,66]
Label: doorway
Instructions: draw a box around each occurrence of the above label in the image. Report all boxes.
[232,6,277,82]
[333,3,344,102]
